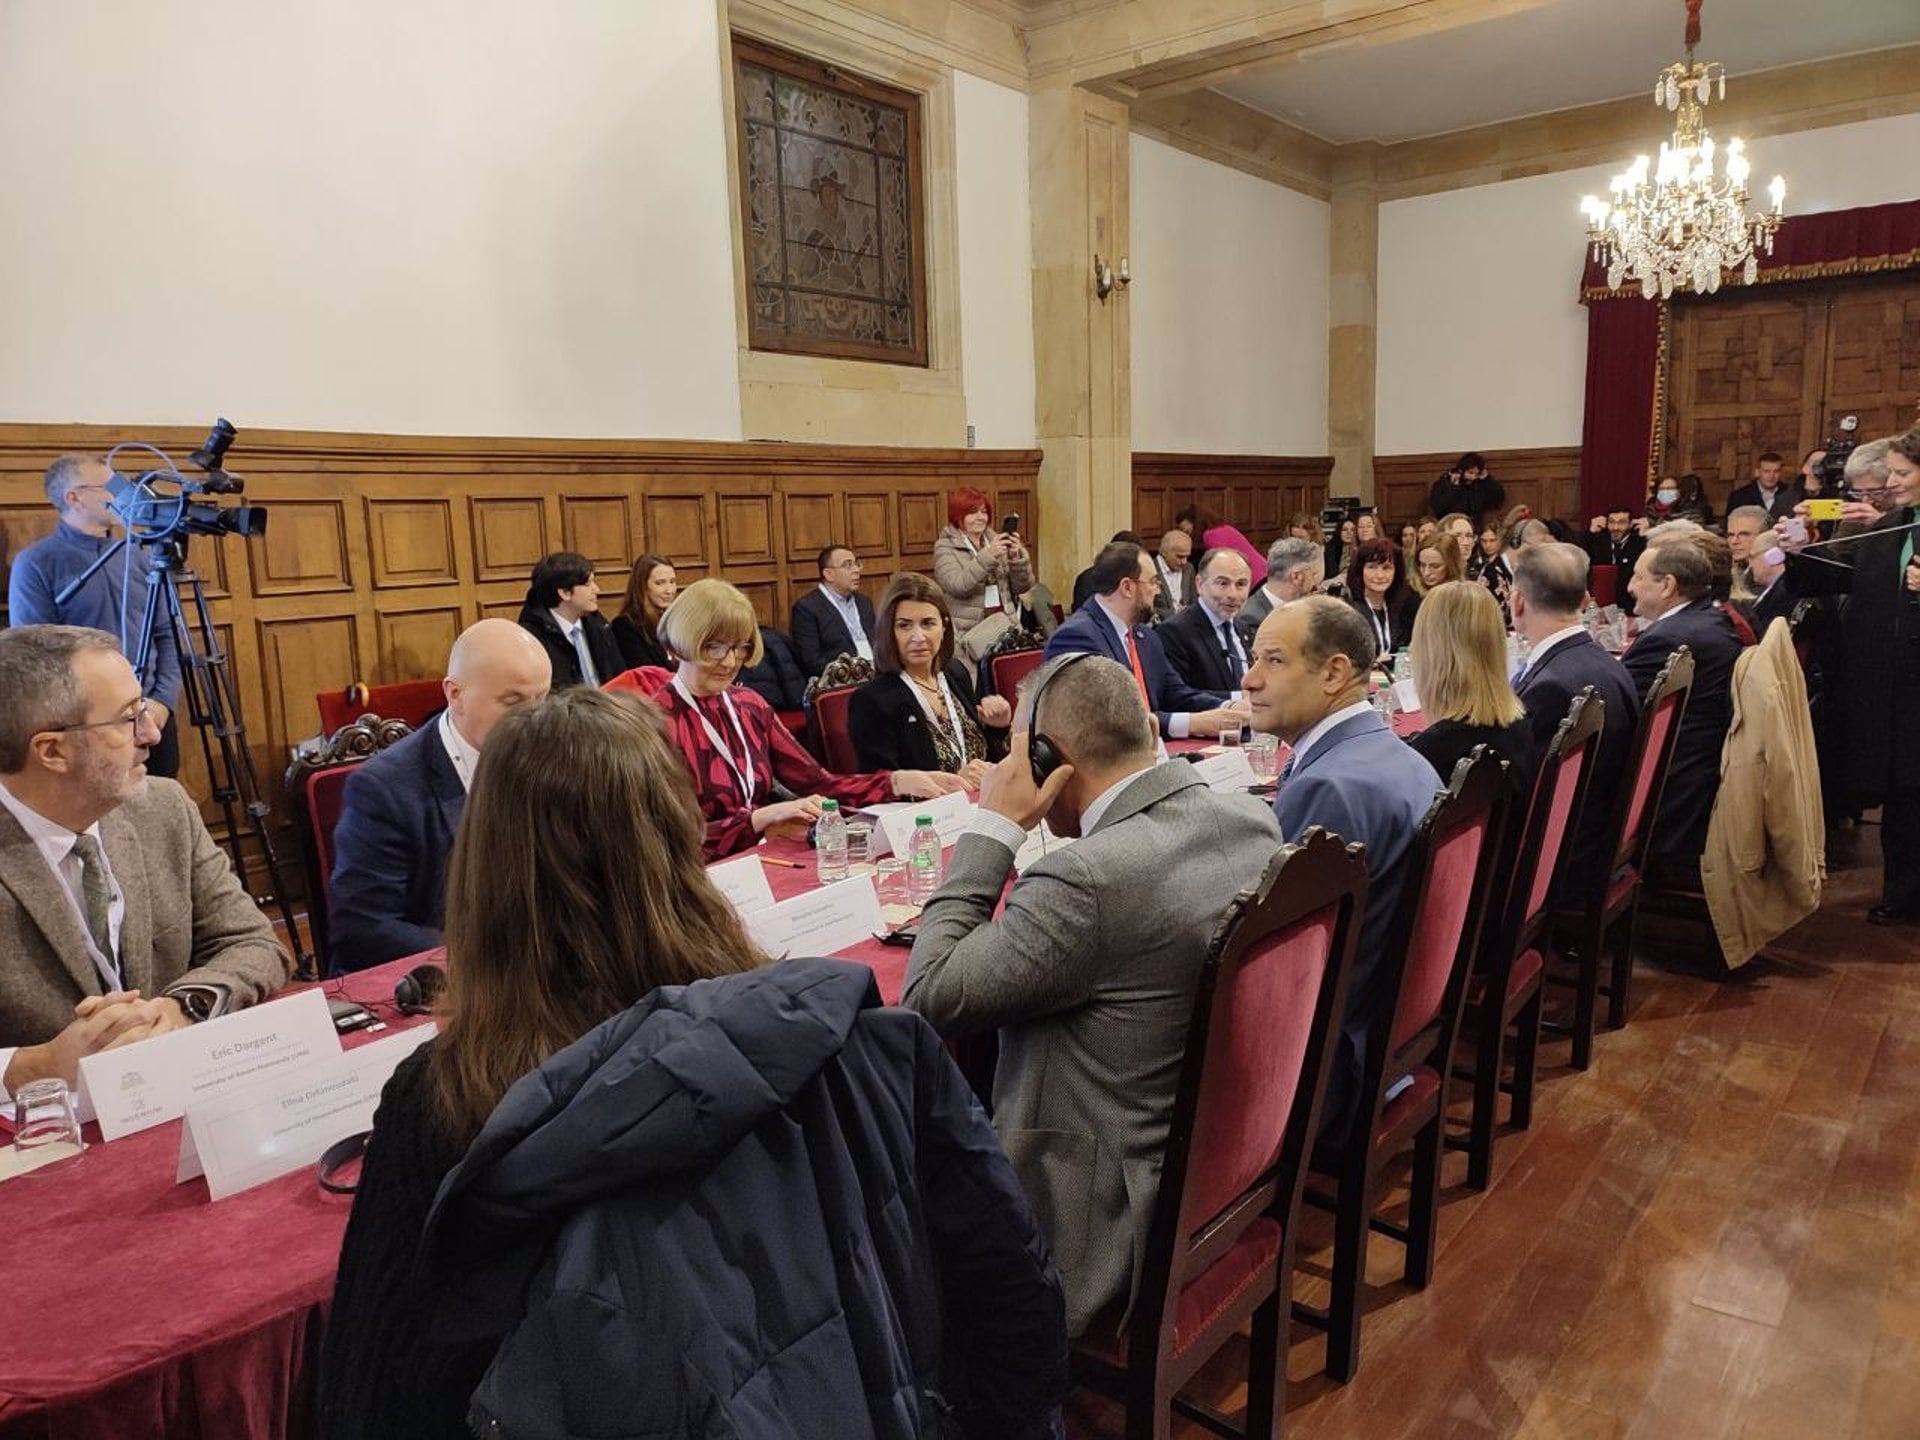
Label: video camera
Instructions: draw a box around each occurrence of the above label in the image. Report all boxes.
[107,419,268,544]
[1816,414,1859,497]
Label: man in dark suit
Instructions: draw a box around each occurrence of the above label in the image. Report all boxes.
[1045,541,1247,739]
[1429,452,1505,528]
[1726,450,1803,521]
[1070,530,1142,615]
[1622,536,1744,887]
[1236,537,1324,641]
[789,544,876,677]
[515,551,621,689]
[327,619,551,973]
[1245,596,1442,1131]
[905,654,1281,1334]
[1510,544,1642,880]
[1584,507,1647,574]
[1158,547,1252,696]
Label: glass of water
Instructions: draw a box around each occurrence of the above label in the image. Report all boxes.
[1247,732,1281,784]
[1218,722,1244,749]
[874,857,911,909]
[844,821,875,874]
[13,1078,84,1154]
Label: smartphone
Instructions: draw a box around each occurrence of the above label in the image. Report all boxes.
[327,997,379,1033]
[1804,498,1845,521]
[1777,516,1809,548]
[999,513,1020,536]
[879,925,919,948]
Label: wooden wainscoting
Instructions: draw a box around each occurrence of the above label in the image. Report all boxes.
[0,425,1039,885]
[1373,447,1584,528]
[1132,452,1333,552]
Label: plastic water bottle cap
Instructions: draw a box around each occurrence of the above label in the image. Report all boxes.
[916,815,933,826]
[821,799,839,812]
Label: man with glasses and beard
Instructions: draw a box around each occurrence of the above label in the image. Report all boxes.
[0,626,288,1098]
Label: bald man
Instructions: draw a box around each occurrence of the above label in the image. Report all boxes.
[325,619,551,972]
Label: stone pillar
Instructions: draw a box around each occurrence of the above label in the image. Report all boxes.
[1327,144,1380,503]
[1029,84,1132,596]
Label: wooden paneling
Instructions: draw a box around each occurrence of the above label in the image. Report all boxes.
[1662,275,1920,513]
[0,425,1040,897]
[1131,453,1333,554]
[1374,448,1583,528]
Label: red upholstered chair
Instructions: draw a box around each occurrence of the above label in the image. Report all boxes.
[1292,749,1512,1382]
[811,684,862,774]
[315,678,443,734]
[1451,690,1605,1191]
[991,647,1048,706]
[775,708,808,739]
[1589,563,1618,609]
[283,715,417,970]
[1550,648,1694,1056]
[1072,829,1366,1439]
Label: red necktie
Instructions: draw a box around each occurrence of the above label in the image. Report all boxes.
[1123,629,1152,712]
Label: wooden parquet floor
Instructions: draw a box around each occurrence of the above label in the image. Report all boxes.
[1067,821,1920,1440]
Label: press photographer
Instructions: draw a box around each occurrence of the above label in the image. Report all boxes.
[1428,451,1506,529]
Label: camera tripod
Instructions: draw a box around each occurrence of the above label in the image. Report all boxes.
[57,534,314,978]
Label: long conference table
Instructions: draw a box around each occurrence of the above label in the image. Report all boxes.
[0,723,1426,1438]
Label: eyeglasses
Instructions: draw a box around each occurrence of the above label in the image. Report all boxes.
[698,642,754,663]
[56,699,151,736]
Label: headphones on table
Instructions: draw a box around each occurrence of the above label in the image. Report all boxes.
[394,962,447,1016]
[1027,653,1089,787]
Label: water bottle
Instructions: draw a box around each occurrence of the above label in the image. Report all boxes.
[1391,650,1412,685]
[815,799,848,884]
[907,815,942,906]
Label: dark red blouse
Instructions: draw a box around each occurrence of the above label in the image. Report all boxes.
[604,666,894,859]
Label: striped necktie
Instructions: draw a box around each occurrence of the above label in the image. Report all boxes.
[69,833,116,975]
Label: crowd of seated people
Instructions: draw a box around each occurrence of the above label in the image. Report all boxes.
[11,433,1917,1436]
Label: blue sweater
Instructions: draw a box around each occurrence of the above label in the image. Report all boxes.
[7,522,182,703]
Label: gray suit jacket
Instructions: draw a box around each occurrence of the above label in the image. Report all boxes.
[1,778,290,1050]
[903,763,1282,1336]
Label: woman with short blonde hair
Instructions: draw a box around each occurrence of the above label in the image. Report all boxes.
[1407,581,1535,803]
[608,578,963,858]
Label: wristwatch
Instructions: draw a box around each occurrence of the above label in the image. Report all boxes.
[161,983,233,1024]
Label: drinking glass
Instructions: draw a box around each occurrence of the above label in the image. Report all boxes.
[13,1078,84,1154]
[874,857,911,909]
[1247,733,1281,784]
[1218,722,1244,749]
[844,820,875,875]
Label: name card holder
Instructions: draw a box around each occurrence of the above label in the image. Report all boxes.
[745,875,885,959]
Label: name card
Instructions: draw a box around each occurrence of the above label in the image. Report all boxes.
[869,789,976,860]
[177,1025,436,1200]
[79,988,341,1142]
[707,853,777,916]
[745,875,885,959]
[1393,678,1421,714]
[1189,748,1258,793]
[1012,823,1076,874]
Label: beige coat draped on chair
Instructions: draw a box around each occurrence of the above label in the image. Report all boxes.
[1702,617,1825,967]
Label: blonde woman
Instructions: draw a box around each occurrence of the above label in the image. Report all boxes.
[1405,580,1538,805]
[1413,535,1466,594]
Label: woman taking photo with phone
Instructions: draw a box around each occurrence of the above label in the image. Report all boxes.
[933,487,1032,641]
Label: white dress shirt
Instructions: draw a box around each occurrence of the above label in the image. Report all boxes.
[0,779,128,1102]
[1286,699,1375,774]
[1195,597,1247,690]
[1155,558,1190,609]
[964,766,1153,854]
[551,606,598,685]
[438,710,481,791]
[1097,598,1194,739]
[819,584,874,661]
[1517,624,1587,678]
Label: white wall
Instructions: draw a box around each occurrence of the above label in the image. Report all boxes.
[1376,111,1920,456]
[0,0,743,440]
[1130,136,1331,455]
[953,73,1036,448]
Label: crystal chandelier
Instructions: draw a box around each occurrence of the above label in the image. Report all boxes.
[1579,0,1785,300]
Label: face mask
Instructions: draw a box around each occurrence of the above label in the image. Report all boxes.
[1656,488,1679,505]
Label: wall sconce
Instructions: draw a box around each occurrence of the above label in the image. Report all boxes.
[1094,254,1132,302]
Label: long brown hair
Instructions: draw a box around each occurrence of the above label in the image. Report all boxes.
[431,687,763,1137]
[620,553,674,635]
[870,571,956,676]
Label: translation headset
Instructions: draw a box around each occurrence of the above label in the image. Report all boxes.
[394,962,447,1016]
[1027,653,1090,787]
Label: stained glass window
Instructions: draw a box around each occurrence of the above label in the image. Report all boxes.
[734,38,927,367]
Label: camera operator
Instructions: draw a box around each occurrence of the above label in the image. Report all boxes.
[1777,426,1920,926]
[1429,452,1506,530]
[8,456,181,779]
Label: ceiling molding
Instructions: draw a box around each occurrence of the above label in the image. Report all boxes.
[1370,43,1920,201]
[730,0,1030,91]
[1129,89,1335,201]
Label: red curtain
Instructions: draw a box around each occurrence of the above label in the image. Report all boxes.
[1576,197,1920,515]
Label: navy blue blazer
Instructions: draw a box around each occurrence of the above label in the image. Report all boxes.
[1043,600,1227,733]
[1622,600,1743,869]
[1275,710,1442,1133]
[1158,599,1249,696]
[327,722,464,974]
[790,587,876,678]
[1515,631,1641,880]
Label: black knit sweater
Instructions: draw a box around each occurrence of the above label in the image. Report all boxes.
[316,1045,493,1440]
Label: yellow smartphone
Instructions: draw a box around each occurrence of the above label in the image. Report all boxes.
[1805,498,1845,521]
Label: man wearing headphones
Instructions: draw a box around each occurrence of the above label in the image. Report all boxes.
[903,654,1280,1339]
